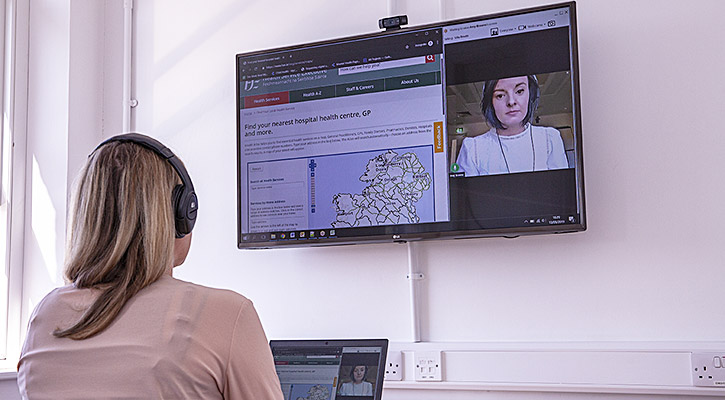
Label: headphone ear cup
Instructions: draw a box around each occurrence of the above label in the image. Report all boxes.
[171,184,198,238]
[171,184,187,238]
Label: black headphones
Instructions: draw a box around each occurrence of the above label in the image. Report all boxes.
[94,133,198,238]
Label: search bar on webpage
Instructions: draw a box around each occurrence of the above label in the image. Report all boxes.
[338,55,434,75]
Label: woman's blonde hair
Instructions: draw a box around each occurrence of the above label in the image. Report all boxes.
[54,140,179,340]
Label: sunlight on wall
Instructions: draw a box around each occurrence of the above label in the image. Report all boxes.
[150,0,251,130]
[0,200,7,351]
[0,110,14,354]
[147,0,337,131]
[30,155,58,280]
[152,0,239,63]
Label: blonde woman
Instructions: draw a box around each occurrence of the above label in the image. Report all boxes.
[17,134,283,399]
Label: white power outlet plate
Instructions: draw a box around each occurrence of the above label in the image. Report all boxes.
[384,351,403,381]
[415,350,442,381]
[692,352,725,387]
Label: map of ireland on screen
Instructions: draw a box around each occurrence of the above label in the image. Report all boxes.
[331,149,432,228]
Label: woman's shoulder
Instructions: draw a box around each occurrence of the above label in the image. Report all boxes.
[36,284,96,310]
[461,129,497,146]
[24,284,100,329]
[472,128,498,140]
[40,284,79,300]
[532,125,561,136]
[152,276,252,309]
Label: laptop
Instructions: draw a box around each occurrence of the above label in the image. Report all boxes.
[270,339,389,400]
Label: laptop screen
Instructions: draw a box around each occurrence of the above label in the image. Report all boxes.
[270,339,388,400]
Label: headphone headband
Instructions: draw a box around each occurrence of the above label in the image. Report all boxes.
[94,133,198,238]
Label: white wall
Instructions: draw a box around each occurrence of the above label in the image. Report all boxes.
[130,0,725,343]
[10,0,725,398]
[126,1,725,396]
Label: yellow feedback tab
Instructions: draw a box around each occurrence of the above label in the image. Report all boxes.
[434,122,444,153]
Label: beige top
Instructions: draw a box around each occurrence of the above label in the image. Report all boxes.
[17,275,284,400]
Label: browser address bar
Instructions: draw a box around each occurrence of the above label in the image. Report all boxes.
[338,56,433,75]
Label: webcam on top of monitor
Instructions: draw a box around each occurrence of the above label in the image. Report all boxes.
[379,15,408,31]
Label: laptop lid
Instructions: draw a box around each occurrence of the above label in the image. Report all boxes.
[270,339,389,400]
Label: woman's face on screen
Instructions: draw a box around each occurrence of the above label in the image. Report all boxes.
[492,76,529,129]
[353,365,366,382]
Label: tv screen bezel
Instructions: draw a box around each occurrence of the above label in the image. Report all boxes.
[236,1,585,249]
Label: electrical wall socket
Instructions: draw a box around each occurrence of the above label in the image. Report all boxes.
[692,352,725,387]
[415,350,442,381]
[384,351,403,381]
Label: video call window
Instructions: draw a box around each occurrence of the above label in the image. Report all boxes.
[336,349,381,399]
[442,16,581,230]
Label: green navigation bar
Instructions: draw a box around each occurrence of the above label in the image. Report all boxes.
[385,72,440,90]
[281,360,340,365]
[282,72,440,106]
[245,71,441,109]
[289,85,336,103]
[336,79,385,97]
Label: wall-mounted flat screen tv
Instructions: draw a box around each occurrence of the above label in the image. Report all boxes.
[237,1,585,249]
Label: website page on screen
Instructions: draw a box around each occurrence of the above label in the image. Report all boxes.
[239,29,447,240]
